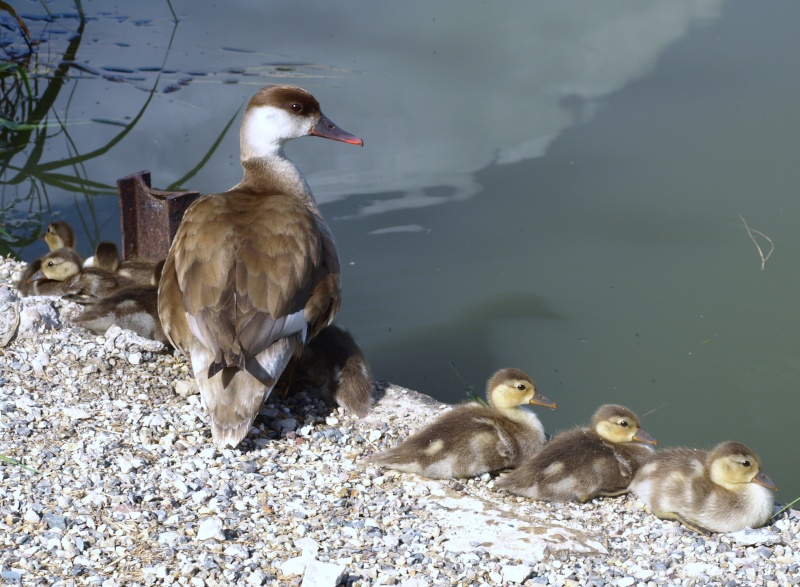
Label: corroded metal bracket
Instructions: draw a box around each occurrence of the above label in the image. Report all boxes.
[117,170,200,261]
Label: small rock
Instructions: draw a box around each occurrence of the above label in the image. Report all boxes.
[730,527,781,546]
[175,379,198,398]
[63,408,91,420]
[301,559,345,587]
[295,537,321,556]
[246,570,267,586]
[502,564,532,583]
[196,516,225,541]
[42,513,67,530]
[281,555,309,577]
[23,509,41,524]
[128,352,142,365]
[683,562,721,578]
[1,570,22,581]
[616,578,635,587]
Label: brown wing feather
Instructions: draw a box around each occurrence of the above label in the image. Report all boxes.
[163,191,340,376]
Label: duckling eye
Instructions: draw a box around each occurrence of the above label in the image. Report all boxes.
[619,420,629,428]
[516,384,526,391]
[742,460,751,468]
[290,103,303,113]
[47,261,55,267]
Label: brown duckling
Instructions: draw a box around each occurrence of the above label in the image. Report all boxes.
[290,324,373,417]
[73,262,167,344]
[629,441,777,535]
[42,220,77,252]
[86,241,160,286]
[158,85,363,448]
[24,248,135,301]
[496,404,657,502]
[372,368,557,479]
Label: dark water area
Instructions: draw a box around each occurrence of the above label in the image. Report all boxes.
[2,1,800,503]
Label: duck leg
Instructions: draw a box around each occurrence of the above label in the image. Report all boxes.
[651,509,714,536]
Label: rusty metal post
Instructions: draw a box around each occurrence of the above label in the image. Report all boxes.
[117,170,200,261]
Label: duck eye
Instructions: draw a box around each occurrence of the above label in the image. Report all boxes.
[516,384,526,391]
[619,420,629,427]
[290,103,303,113]
[742,460,751,467]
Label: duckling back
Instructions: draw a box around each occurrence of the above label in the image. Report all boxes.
[496,404,656,502]
[73,284,167,344]
[630,441,775,534]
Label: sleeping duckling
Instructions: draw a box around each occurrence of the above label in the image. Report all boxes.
[629,441,777,535]
[290,324,373,417]
[24,249,135,301]
[72,262,167,344]
[372,368,557,479]
[42,221,77,252]
[496,404,657,502]
[86,241,160,286]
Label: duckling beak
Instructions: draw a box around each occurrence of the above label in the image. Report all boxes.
[28,270,46,282]
[753,470,778,491]
[529,392,557,410]
[633,428,658,445]
[311,114,364,146]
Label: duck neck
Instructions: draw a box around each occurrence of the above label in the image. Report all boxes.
[235,152,320,212]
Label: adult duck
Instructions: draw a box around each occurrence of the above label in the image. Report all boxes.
[158,85,362,448]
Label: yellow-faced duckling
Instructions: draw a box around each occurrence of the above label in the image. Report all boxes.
[42,221,77,252]
[158,85,363,448]
[496,404,657,502]
[372,368,557,479]
[73,261,167,344]
[629,441,777,535]
[289,324,373,417]
[22,248,135,301]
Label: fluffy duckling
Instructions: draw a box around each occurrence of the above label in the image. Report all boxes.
[87,241,161,286]
[372,368,557,479]
[23,248,135,301]
[290,324,373,417]
[629,441,777,535]
[42,220,77,252]
[158,85,363,448]
[496,404,657,502]
[73,261,167,344]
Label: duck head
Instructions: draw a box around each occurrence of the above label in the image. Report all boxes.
[593,404,657,445]
[707,441,777,491]
[486,367,557,410]
[30,248,83,282]
[41,221,76,251]
[240,85,363,162]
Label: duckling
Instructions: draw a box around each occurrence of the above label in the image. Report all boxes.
[158,85,363,448]
[73,262,168,344]
[372,368,557,479]
[24,248,135,301]
[41,220,77,252]
[290,324,373,417]
[86,241,160,286]
[496,404,657,502]
[84,241,120,271]
[629,441,777,535]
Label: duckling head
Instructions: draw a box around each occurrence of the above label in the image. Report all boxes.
[485,368,557,411]
[31,249,82,282]
[593,404,657,445]
[707,441,778,492]
[92,242,120,271]
[42,221,76,251]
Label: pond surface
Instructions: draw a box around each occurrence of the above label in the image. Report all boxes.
[3,1,800,503]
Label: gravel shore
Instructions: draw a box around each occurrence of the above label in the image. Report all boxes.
[1,255,799,587]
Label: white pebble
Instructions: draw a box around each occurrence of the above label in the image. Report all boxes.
[196,516,225,541]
